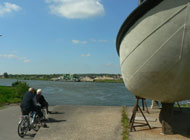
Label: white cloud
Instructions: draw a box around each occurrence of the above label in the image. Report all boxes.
[90,39,108,43]
[72,40,79,44]
[72,40,87,44]
[0,2,21,17]
[72,39,109,45]
[0,54,18,59]
[0,54,31,63]
[24,59,31,63]
[46,0,105,19]
[81,53,91,57]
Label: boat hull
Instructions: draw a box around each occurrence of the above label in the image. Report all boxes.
[117,0,190,103]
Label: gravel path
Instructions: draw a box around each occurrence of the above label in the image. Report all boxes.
[34,105,122,140]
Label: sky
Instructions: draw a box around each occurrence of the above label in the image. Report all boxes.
[0,0,138,74]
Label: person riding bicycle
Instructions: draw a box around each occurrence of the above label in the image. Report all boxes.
[20,87,43,119]
[36,89,50,114]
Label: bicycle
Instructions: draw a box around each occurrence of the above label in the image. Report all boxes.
[18,111,41,138]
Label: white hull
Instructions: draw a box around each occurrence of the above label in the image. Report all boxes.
[117,0,190,102]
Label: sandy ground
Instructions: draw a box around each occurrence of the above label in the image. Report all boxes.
[126,107,190,140]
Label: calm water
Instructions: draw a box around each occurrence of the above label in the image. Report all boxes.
[0,79,152,106]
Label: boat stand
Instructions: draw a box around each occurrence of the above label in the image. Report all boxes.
[141,97,149,113]
[129,96,151,132]
[176,102,182,112]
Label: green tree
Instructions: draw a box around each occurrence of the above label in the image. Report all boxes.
[73,74,79,79]
[3,72,9,78]
[12,81,29,98]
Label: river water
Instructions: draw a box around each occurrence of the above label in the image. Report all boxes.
[0,79,152,106]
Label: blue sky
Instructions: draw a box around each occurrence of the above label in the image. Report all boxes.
[0,0,138,74]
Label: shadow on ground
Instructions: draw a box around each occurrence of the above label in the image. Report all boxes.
[133,126,161,132]
[22,133,36,139]
[172,107,190,138]
[47,117,66,123]
[49,111,64,114]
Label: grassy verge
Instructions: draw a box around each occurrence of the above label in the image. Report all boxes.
[0,81,29,106]
[179,104,190,108]
[175,103,190,108]
[94,79,124,83]
[121,106,129,140]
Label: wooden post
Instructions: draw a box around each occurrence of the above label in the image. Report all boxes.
[159,103,174,134]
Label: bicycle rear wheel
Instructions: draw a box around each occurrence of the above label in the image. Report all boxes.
[32,114,41,132]
[18,119,28,138]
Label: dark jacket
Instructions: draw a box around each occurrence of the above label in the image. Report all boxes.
[21,91,36,110]
[36,95,48,108]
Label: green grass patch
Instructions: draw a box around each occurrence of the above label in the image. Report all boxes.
[121,106,129,140]
[175,103,190,108]
[179,104,190,108]
[0,81,29,106]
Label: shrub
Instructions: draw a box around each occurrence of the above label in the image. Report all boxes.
[13,81,29,98]
[12,81,22,87]
[0,81,29,105]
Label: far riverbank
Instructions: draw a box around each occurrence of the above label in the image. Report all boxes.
[0,78,124,83]
[0,73,123,83]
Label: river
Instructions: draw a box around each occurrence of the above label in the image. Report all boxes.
[0,79,152,106]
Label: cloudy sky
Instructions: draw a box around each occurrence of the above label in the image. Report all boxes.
[0,0,138,74]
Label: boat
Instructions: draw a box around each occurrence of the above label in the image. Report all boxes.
[116,0,190,103]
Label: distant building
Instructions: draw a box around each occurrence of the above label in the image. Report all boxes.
[80,76,94,82]
[51,77,59,81]
[94,76,114,80]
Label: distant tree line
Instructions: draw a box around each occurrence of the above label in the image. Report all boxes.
[0,73,121,81]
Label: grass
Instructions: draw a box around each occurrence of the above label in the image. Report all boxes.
[0,81,29,106]
[175,103,190,108]
[121,106,129,140]
[179,104,190,108]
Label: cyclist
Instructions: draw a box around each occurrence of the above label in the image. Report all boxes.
[20,87,43,120]
[36,89,50,114]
